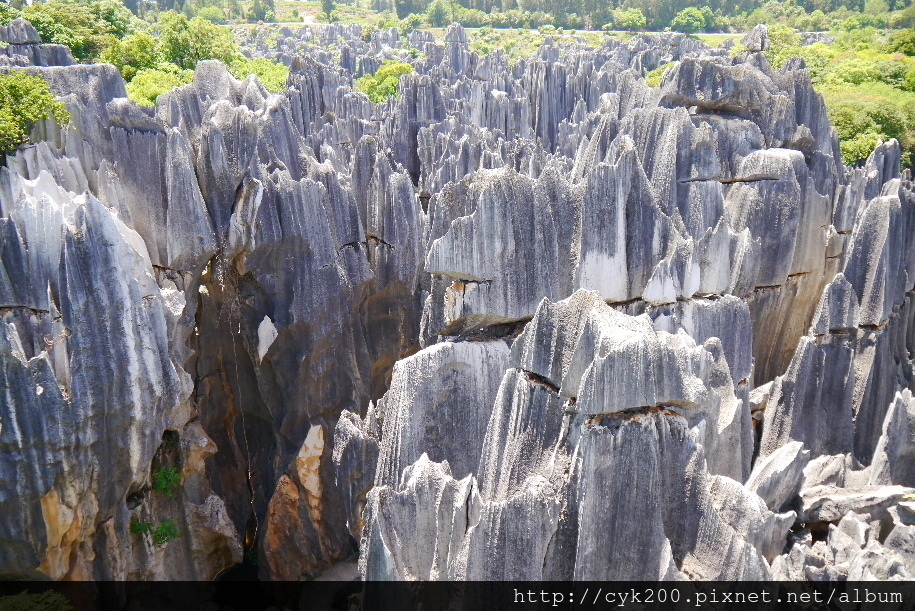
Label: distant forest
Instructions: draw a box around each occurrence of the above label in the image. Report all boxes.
[9,0,909,31]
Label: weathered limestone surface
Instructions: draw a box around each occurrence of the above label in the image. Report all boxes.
[3,17,915,583]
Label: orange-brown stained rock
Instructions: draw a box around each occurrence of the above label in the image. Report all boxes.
[38,487,89,580]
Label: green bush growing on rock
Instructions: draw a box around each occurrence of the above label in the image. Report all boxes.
[125,65,194,105]
[355,61,413,103]
[229,57,289,92]
[152,518,180,547]
[131,517,180,547]
[129,519,153,535]
[151,465,182,497]
[0,71,70,154]
[645,62,674,87]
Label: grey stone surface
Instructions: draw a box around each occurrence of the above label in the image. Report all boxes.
[0,17,40,44]
[3,17,915,583]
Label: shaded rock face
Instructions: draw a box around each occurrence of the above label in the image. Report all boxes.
[2,17,915,583]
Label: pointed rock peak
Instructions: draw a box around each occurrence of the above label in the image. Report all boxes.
[742,24,770,52]
[444,23,467,45]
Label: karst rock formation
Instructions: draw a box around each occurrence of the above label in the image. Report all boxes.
[2,19,915,582]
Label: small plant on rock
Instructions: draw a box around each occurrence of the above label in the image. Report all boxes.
[129,519,154,535]
[152,518,180,547]
[152,466,182,497]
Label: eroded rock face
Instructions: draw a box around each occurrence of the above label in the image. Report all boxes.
[3,17,915,583]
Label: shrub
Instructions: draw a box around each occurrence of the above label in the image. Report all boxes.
[824,82,915,167]
[885,29,915,57]
[100,30,159,80]
[152,518,180,547]
[125,65,194,105]
[229,56,289,92]
[645,62,674,87]
[355,61,413,102]
[130,519,153,535]
[905,67,915,92]
[832,57,882,84]
[875,59,909,88]
[151,465,182,497]
[0,71,70,154]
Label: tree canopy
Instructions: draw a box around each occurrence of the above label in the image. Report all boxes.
[0,71,70,153]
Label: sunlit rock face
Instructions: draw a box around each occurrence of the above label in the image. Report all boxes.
[2,19,915,582]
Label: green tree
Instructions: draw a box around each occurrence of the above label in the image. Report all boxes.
[196,5,226,22]
[831,57,882,84]
[889,5,915,28]
[91,0,136,37]
[885,29,915,57]
[863,0,889,14]
[226,0,241,19]
[0,71,70,154]
[400,13,423,32]
[101,30,159,80]
[247,0,268,21]
[905,67,915,93]
[613,7,646,31]
[321,0,336,17]
[426,0,451,26]
[156,11,237,69]
[671,6,706,32]
[21,0,137,59]
[0,4,20,26]
[22,0,108,61]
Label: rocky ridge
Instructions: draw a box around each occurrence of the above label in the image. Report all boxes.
[0,21,913,582]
